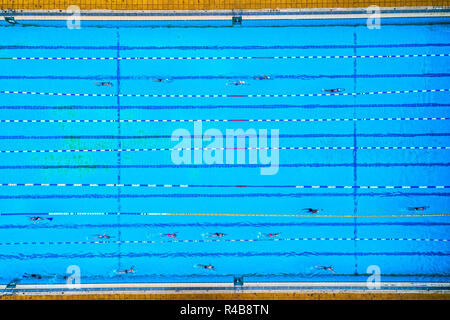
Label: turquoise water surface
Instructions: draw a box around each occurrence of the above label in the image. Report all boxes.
[0,18,449,286]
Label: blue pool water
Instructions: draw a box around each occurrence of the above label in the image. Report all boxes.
[0,18,449,286]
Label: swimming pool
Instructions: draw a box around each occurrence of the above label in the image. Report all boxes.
[0,14,449,293]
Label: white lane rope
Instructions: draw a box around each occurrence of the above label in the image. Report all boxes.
[1,88,449,98]
[0,117,448,123]
[2,212,446,218]
[8,53,450,60]
[0,237,447,246]
[1,146,449,154]
[0,183,448,189]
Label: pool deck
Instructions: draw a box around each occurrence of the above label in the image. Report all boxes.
[0,6,448,23]
[2,282,450,299]
[4,8,450,21]
[1,0,449,11]
[1,291,450,300]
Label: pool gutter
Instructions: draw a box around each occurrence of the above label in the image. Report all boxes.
[3,7,450,21]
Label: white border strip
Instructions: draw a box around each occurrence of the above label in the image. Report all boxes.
[8,6,450,14]
[3,289,450,296]
[7,7,450,21]
[11,12,450,21]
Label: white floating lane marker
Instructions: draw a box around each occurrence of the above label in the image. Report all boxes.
[0,117,448,123]
[1,146,449,154]
[0,237,448,246]
[0,184,448,189]
[1,89,449,98]
[8,53,450,60]
[1,212,445,218]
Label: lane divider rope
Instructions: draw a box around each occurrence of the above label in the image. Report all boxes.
[9,54,450,60]
[1,146,449,154]
[0,183,448,189]
[0,117,448,123]
[165,212,450,218]
[0,237,448,246]
[2,212,448,218]
[1,88,449,98]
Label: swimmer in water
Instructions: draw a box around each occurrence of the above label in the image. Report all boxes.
[161,233,177,238]
[93,233,113,239]
[94,82,113,87]
[408,206,429,211]
[22,273,43,280]
[207,232,227,238]
[254,75,270,80]
[22,273,67,281]
[227,80,247,86]
[258,232,280,238]
[117,266,136,274]
[315,266,336,274]
[303,208,321,214]
[322,88,344,93]
[30,216,53,223]
[196,264,215,270]
[153,78,170,83]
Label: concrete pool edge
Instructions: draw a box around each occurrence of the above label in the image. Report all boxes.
[1,291,450,300]
[2,282,450,299]
[3,6,450,21]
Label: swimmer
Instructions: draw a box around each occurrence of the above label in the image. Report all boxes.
[258,232,280,238]
[408,206,429,211]
[23,273,62,280]
[254,75,271,80]
[161,233,177,238]
[93,233,113,239]
[322,88,344,93]
[303,208,321,214]
[207,232,227,238]
[94,82,113,87]
[22,273,43,280]
[30,216,53,223]
[153,78,170,83]
[117,266,136,274]
[196,264,215,270]
[50,274,69,280]
[227,80,247,86]
[314,266,336,274]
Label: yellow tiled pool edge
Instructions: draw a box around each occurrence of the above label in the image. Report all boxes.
[1,0,449,10]
[1,292,450,300]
